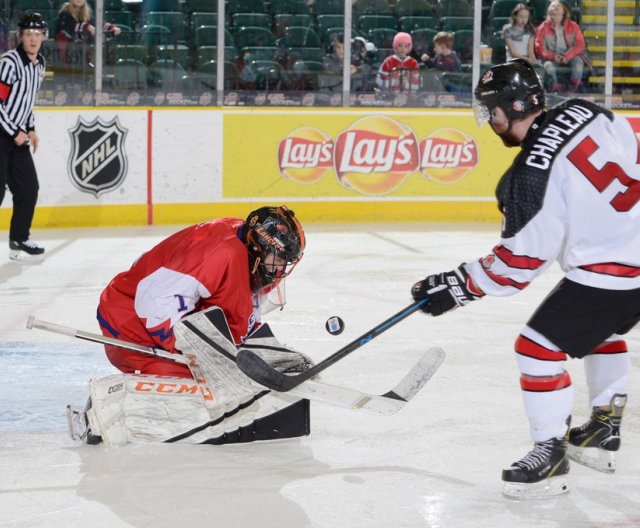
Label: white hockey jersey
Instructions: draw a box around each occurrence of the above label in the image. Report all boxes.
[466,99,640,294]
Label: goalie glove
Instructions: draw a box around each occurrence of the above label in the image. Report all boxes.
[411,264,485,316]
[243,324,315,375]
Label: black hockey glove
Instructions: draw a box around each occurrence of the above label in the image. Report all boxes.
[411,264,484,316]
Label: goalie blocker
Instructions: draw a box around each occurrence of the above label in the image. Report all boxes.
[70,307,312,446]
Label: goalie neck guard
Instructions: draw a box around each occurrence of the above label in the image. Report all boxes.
[244,205,305,292]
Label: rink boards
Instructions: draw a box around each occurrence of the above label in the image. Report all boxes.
[1,107,639,228]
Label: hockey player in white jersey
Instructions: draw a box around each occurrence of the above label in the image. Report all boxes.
[411,59,640,499]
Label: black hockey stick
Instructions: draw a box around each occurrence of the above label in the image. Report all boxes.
[236,298,430,392]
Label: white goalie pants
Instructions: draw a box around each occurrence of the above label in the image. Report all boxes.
[86,372,302,446]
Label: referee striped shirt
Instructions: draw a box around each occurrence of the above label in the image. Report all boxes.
[0,44,45,138]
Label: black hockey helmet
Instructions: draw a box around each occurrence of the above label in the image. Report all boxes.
[18,11,48,35]
[474,58,544,126]
[245,205,305,291]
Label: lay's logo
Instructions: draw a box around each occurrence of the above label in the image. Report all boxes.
[419,128,479,184]
[278,127,334,184]
[276,118,479,195]
[334,116,419,195]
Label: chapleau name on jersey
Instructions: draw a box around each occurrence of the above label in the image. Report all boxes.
[525,104,597,170]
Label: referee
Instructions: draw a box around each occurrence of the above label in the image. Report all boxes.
[0,12,47,260]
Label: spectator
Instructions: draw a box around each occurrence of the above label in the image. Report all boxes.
[55,0,121,65]
[420,31,462,92]
[320,33,373,92]
[376,32,420,93]
[420,31,462,72]
[0,14,7,53]
[239,50,283,91]
[534,0,591,93]
[503,3,539,65]
[351,36,376,91]
[271,37,307,90]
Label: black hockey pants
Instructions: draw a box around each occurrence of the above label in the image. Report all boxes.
[0,132,39,242]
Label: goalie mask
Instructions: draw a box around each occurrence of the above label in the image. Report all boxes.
[245,205,305,298]
[474,59,545,128]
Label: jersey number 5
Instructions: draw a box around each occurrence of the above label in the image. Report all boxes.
[567,136,640,212]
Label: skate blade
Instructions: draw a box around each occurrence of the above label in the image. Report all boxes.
[567,444,615,473]
[9,250,44,262]
[502,475,569,500]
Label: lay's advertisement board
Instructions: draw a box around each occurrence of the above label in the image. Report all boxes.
[1,107,637,229]
[223,111,511,202]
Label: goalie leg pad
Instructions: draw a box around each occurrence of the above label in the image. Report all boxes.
[202,399,311,445]
[86,373,216,446]
[173,308,258,412]
[80,372,310,446]
[86,374,128,446]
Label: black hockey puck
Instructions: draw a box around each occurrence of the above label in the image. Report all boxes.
[325,316,345,335]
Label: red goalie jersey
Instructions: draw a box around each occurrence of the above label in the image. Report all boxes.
[97,218,259,377]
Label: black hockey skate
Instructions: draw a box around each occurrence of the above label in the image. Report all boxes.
[9,239,45,261]
[502,437,570,499]
[567,393,626,473]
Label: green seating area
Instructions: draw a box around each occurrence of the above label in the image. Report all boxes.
[4,0,640,99]
[9,0,485,76]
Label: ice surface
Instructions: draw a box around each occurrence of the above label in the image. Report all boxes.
[1,224,639,528]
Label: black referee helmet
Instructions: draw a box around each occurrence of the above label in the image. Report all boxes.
[18,12,49,36]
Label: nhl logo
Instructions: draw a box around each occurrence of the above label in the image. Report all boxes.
[68,117,128,197]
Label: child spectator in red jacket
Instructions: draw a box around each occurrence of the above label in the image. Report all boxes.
[376,32,420,93]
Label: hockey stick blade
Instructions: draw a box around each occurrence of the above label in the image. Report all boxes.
[293,347,445,416]
[381,347,445,402]
[236,298,430,392]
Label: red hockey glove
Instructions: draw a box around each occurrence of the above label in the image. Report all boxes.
[411,264,485,316]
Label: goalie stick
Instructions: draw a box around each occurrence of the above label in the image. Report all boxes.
[236,298,430,392]
[26,316,444,416]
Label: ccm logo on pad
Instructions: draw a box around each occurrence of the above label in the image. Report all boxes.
[134,381,213,401]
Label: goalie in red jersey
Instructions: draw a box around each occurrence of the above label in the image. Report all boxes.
[68,205,314,446]
[97,205,305,377]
